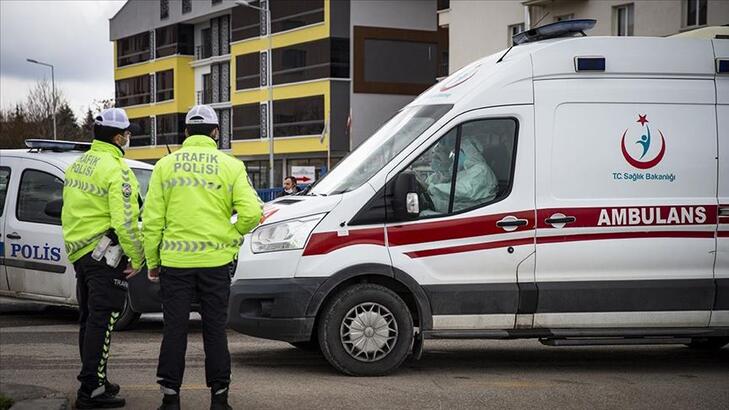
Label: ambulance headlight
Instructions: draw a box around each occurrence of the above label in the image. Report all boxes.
[250,213,324,253]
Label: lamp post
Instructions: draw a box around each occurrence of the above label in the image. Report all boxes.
[26,58,57,140]
[236,0,274,188]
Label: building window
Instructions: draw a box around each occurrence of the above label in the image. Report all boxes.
[232,3,260,42]
[271,38,349,86]
[182,0,191,14]
[554,14,574,22]
[212,0,222,4]
[155,70,174,102]
[117,32,150,67]
[156,113,185,145]
[245,159,283,190]
[507,23,525,47]
[270,0,324,34]
[235,52,261,90]
[273,95,324,138]
[613,4,634,36]
[128,117,151,147]
[156,24,194,58]
[685,0,707,27]
[200,74,213,104]
[437,0,450,11]
[354,26,441,95]
[160,0,169,20]
[115,75,151,107]
[232,103,261,140]
[199,28,213,59]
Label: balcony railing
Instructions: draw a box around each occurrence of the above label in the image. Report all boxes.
[196,89,213,105]
[195,44,213,60]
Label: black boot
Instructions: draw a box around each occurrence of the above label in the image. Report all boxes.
[210,385,232,410]
[105,380,120,396]
[75,388,126,409]
[158,393,181,410]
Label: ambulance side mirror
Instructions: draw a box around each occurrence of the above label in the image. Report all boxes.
[44,199,63,218]
[392,171,419,221]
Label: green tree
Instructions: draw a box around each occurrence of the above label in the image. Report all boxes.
[56,103,84,141]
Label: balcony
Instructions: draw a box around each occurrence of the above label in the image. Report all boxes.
[196,44,213,60]
[197,89,213,105]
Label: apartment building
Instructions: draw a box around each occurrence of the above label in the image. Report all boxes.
[438,0,729,74]
[109,0,446,188]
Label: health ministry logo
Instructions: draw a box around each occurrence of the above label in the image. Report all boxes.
[620,114,666,170]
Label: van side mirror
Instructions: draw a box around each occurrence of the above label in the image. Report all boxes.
[392,171,420,220]
[45,199,63,218]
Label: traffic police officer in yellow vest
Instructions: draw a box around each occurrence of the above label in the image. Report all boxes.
[143,105,262,410]
[62,108,145,409]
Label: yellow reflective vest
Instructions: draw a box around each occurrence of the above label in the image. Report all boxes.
[142,135,262,269]
[62,140,145,270]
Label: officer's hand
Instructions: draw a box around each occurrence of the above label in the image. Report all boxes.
[148,267,160,283]
[124,263,141,279]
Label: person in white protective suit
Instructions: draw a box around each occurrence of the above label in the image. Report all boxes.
[425,134,499,213]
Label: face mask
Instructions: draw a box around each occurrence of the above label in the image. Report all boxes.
[122,136,130,150]
[284,188,294,194]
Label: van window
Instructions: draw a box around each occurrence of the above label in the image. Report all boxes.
[0,167,10,217]
[312,104,452,195]
[17,169,64,225]
[405,118,517,217]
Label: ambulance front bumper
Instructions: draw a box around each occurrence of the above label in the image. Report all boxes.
[227,277,326,342]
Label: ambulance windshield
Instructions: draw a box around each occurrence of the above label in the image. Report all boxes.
[312,104,452,196]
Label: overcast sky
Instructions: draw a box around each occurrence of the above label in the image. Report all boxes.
[0,0,126,120]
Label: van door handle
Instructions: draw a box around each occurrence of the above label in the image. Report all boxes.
[496,216,529,232]
[6,232,21,240]
[719,207,729,217]
[545,214,576,227]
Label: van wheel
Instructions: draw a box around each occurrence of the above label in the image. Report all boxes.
[685,337,729,350]
[115,296,141,331]
[318,283,413,376]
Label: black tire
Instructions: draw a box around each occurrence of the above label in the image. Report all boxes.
[685,337,729,350]
[289,340,320,352]
[318,283,413,376]
[114,295,141,331]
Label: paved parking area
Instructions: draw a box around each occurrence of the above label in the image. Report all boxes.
[1,304,728,409]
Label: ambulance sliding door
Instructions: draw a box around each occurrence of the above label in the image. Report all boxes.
[712,39,729,327]
[533,77,717,328]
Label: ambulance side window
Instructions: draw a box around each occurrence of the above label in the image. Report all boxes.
[0,167,10,217]
[16,169,64,225]
[402,117,517,218]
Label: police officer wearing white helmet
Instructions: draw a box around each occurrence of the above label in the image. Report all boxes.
[143,105,261,410]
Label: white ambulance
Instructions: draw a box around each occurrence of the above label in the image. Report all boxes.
[228,21,729,375]
[0,139,160,329]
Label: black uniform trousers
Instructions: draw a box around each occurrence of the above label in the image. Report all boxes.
[157,264,232,392]
[74,253,128,394]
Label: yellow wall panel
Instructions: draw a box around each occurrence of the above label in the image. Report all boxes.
[232,136,328,157]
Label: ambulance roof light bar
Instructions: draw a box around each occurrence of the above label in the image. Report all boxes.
[25,139,91,153]
[512,19,596,46]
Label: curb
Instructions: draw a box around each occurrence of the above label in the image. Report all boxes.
[0,383,68,410]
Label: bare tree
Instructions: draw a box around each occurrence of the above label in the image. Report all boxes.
[24,79,65,139]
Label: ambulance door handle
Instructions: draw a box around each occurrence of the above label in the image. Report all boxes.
[545,214,576,227]
[720,207,729,217]
[6,232,21,240]
[496,216,528,232]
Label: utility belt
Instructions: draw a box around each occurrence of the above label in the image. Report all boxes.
[91,230,124,268]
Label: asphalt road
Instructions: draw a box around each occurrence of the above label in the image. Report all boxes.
[1,303,728,410]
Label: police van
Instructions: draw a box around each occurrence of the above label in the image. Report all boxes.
[227,21,729,375]
[0,139,160,329]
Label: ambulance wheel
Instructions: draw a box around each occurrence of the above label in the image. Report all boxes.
[685,337,729,350]
[115,296,141,331]
[318,283,413,376]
